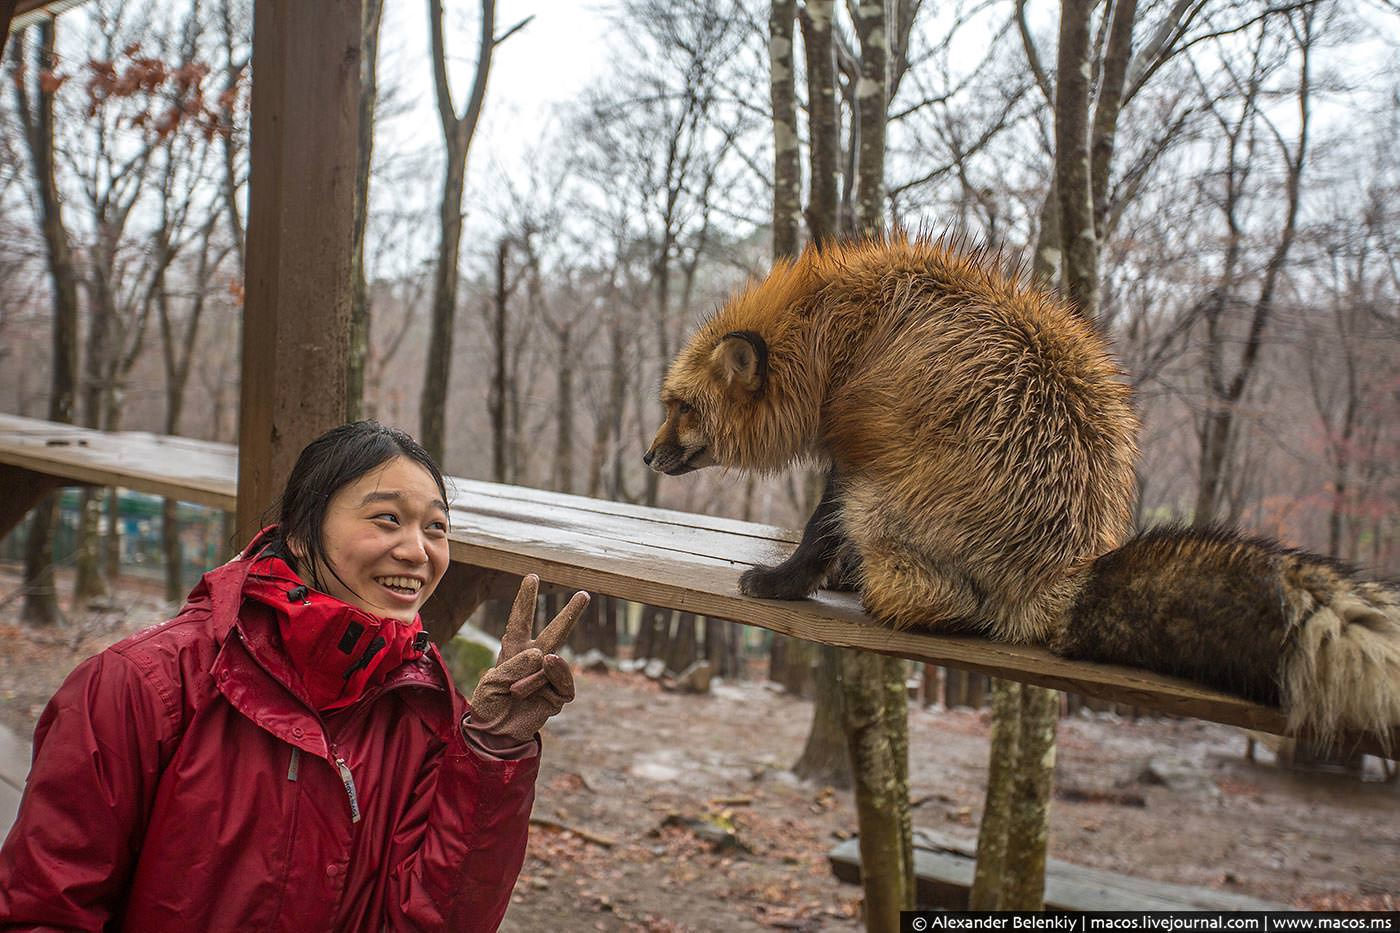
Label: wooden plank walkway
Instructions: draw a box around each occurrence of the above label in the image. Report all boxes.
[829,831,1287,911]
[1,413,1395,753]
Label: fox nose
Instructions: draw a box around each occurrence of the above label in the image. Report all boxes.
[643,448,655,466]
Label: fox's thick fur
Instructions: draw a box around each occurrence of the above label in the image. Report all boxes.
[645,234,1400,747]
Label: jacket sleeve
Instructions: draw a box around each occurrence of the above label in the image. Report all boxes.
[384,725,541,932]
[0,650,178,931]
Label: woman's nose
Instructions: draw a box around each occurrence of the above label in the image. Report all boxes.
[392,531,429,563]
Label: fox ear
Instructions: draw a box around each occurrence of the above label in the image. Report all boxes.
[710,331,767,398]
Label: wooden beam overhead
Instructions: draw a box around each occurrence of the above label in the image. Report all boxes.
[5,0,90,40]
[236,0,363,541]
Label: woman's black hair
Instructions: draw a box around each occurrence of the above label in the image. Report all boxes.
[267,421,448,592]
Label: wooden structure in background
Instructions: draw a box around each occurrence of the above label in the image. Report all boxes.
[2,413,1395,757]
[2,2,95,60]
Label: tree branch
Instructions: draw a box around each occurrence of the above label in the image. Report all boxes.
[1016,0,1053,105]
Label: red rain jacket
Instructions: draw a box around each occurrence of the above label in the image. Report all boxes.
[0,536,538,932]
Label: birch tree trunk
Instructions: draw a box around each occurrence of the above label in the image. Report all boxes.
[852,0,886,234]
[769,0,801,259]
[841,3,915,925]
[800,0,840,242]
[768,0,821,716]
[1055,0,1097,321]
[843,650,911,931]
[969,679,1022,908]
[1000,686,1060,909]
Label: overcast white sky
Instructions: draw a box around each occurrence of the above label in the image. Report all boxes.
[354,1,617,277]
[379,1,612,173]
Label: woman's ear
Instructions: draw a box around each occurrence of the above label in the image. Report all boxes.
[286,536,307,561]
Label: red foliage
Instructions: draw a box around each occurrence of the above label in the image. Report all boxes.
[79,43,221,141]
[38,71,67,94]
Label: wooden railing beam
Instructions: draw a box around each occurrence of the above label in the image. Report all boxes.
[0,464,69,540]
[1,414,1395,755]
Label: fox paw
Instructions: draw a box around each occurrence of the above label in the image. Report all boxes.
[739,565,818,600]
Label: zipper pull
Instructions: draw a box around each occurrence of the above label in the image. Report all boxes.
[334,754,361,823]
[287,746,301,782]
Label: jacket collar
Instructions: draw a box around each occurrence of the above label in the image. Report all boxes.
[198,527,459,752]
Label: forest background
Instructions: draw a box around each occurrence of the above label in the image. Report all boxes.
[1,0,1398,606]
[3,0,1400,919]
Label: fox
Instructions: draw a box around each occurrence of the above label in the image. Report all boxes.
[644,233,1400,748]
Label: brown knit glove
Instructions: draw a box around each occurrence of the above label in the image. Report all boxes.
[468,575,590,743]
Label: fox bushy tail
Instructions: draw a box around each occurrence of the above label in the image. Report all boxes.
[1053,525,1400,749]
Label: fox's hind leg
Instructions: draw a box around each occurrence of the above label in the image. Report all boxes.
[740,469,847,600]
[840,490,987,632]
[855,537,986,631]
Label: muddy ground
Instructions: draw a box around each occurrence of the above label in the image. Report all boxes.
[0,566,1396,931]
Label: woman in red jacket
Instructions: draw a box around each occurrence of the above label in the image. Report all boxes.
[0,421,588,931]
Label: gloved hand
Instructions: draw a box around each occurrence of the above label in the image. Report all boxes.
[468,574,590,743]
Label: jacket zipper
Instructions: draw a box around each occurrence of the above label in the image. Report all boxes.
[287,746,300,781]
[333,749,361,823]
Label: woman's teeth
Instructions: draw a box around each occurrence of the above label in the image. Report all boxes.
[377,576,422,594]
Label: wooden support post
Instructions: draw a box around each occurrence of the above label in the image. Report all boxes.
[236,0,364,543]
[0,464,65,540]
[1,2,19,57]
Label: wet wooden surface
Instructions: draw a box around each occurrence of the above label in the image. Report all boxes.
[1,412,1395,753]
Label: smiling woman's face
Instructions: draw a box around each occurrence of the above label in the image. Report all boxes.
[297,456,451,622]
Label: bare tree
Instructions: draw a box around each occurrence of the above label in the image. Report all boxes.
[420,0,526,463]
[788,0,845,790]
[8,20,79,625]
[1192,5,1316,525]
[968,680,1021,908]
[837,2,917,924]
[574,0,755,511]
[214,0,249,271]
[348,0,386,420]
[769,0,801,259]
[801,0,840,241]
[486,235,521,483]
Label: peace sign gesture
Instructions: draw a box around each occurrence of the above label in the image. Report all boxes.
[468,575,590,742]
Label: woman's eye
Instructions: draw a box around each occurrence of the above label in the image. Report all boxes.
[372,513,400,525]
[428,520,449,534]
